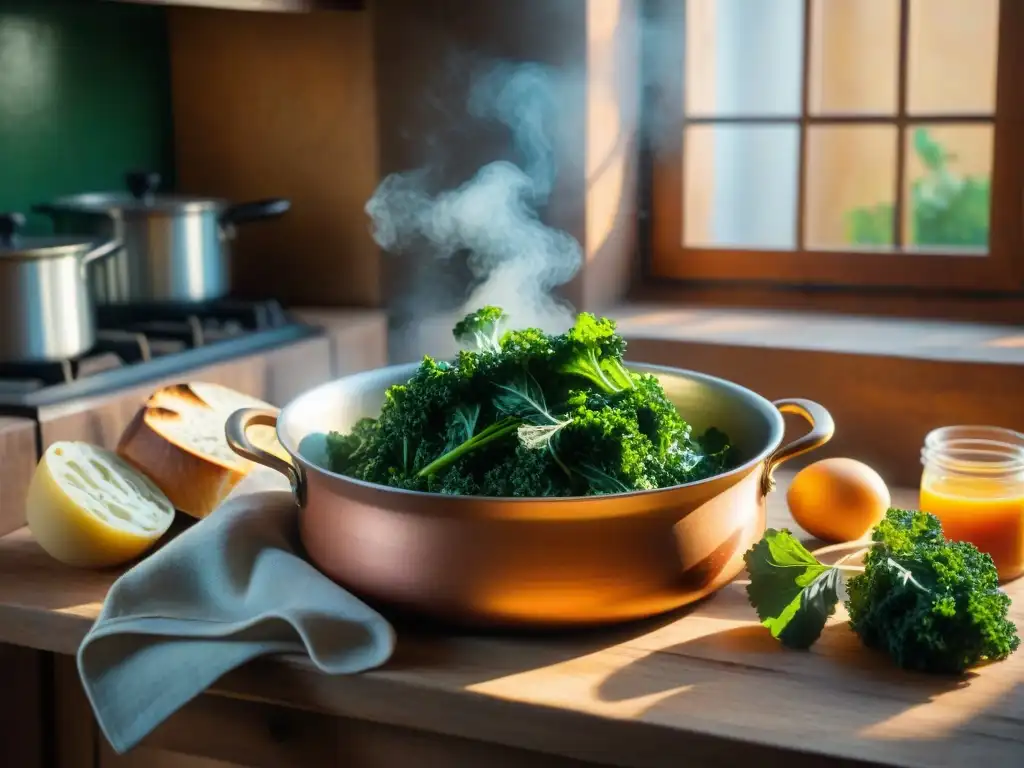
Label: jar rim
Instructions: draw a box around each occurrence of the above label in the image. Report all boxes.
[922,426,1024,477]
[925,425,1024,448]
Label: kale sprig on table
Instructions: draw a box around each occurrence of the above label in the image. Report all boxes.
[744,508,1020,674]
[325,306,738,497]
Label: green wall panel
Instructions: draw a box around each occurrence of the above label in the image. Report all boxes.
[0,0,173,233]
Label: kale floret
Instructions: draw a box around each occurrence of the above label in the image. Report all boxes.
[325,306,740,496]
[552,312,634,394]
[845,509,1020,673]
[452,305,509,353]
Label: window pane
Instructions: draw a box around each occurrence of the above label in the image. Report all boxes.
[684,124,799,248]
[685,0,804,117]
[808,0,899,115]
[902,124,992,252]
[805,125,897,249]
[907,0,999,115]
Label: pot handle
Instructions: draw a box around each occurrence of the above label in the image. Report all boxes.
[219,199,291,228]
[0,212,25,246]
[761,398,835,495]
[127,170,162,201]
[80,238,123,268]
[225,407,305,505]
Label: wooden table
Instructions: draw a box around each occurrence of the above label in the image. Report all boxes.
[1,474,1022,768]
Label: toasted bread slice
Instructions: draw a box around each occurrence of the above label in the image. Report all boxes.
[116,382,283,519]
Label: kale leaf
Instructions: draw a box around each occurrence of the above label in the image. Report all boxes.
[743,529,841,649]
[325,306,740,497]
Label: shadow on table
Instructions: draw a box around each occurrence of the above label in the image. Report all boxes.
[593,619,1024,764]
[381,598,713,679]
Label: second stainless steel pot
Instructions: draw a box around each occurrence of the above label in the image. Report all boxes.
[35,171,290,305]
[0,213,121,363]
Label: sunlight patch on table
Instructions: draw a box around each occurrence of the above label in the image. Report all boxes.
[466,644,693,718]
[859,672,1019,740]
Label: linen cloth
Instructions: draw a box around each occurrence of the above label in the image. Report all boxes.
[76,468,395,754]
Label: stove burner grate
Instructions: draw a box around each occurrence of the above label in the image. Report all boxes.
[0,299,294,389]
[96,299,289,334]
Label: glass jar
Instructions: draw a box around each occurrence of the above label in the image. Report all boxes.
[920,426,1024,583]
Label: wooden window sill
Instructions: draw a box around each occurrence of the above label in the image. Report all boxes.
[611,302,1024,487]
[612,302,1024,365]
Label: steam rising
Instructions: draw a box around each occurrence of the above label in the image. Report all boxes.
[466,62,556,199]
[366,61,582,352]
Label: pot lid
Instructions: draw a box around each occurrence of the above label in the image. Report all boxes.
[42,171,225,215]
[0,213,99,258]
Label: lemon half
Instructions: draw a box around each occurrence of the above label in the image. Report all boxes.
[26,441,176,568]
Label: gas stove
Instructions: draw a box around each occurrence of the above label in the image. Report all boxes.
[0,299,325,414]
[0,302,385,538]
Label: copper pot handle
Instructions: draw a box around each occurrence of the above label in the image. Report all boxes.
[225,407,305,505]
[761,398,835,495]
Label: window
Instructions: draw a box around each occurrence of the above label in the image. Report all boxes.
[645,0,1024,292]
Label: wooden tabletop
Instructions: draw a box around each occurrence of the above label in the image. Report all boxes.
[1,473,1022,768]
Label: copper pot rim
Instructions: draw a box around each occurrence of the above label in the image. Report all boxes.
[257,361,801,509]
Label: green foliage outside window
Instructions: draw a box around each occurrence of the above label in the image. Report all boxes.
[845,128,990,249]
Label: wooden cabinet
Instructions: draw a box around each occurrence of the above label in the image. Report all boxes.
[100,746,240,768]
[0,644,44,768]
[54,654,598,768]
[109,1,364,11]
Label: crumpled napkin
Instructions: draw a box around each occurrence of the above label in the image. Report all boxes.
[76,469,395,754]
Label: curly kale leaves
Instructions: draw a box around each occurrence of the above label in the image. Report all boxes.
[324,306,739,497]
[743,529,841,649]
[743,509,1020,673]
[553,312,633,394]
[452,306,509,354]
[845,509,1020,674]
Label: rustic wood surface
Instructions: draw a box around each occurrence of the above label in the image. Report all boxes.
[0,474,1021,768]
[0,417,38,537]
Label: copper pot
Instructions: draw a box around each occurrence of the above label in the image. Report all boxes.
[225,362,833,628]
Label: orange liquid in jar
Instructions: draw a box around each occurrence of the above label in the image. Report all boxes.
[919,475,1024,583]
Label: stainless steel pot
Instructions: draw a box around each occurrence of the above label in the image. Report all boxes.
[0,213,122,363]
[35,171,290,305]
[226,362,835,629]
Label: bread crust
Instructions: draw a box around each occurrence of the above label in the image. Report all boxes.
[116,383,272,519]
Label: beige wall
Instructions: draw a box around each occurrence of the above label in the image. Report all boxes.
[169,8,381,307]
[584,0,641,311]
[167,1,639,324]
[371,0,589,329]
[683,0,716,245]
